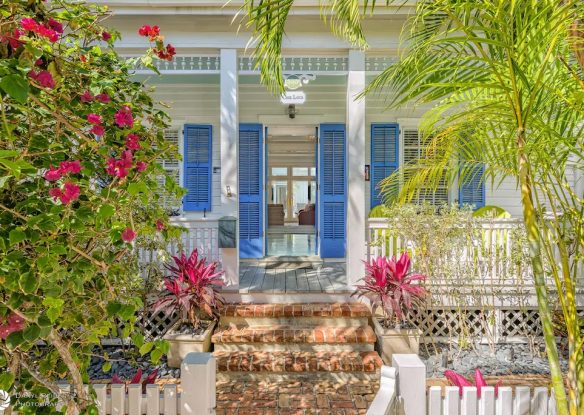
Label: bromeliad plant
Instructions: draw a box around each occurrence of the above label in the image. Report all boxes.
[154,249,225,330]
[112,368,158,393]
[353,252,428,328]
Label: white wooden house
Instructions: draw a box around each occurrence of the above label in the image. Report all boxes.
[98,0,583,290]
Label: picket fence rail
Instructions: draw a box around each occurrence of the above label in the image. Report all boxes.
[367,354,557,415]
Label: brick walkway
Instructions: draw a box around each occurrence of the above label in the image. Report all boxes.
[216,377,379,415]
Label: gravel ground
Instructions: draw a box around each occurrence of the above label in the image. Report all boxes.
[89,346,179,381]
[89,341,570,381]
[419,341,569,378]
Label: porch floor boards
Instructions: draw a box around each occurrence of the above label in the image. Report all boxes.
[239,262,349,293]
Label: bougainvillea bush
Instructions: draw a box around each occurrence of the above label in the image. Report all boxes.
[0,0,182,413]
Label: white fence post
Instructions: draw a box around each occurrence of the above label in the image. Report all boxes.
[180,352,216,415]
[392,354,426,415]
[366,366,397,415]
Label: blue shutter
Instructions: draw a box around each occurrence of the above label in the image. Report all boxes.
[239,124,264,258]
[183,124,212,211]
[370,124,399,208]
[319,124,346,258]
[458,163,485,209]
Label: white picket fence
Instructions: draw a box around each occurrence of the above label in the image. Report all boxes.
[367,354,557,415]
[0,353,216,415]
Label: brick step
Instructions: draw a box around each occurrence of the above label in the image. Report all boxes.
[212,325,376,352]
[219,302,371,327]
[214,351,383,374]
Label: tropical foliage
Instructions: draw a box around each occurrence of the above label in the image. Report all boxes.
[154,249,225,329]
[444,368,502,398]
[0,0,182,413]
[353,252,427,327]
[245,0,584,413]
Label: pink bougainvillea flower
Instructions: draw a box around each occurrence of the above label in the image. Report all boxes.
[114,106,134,128]
[0,313,25,340]
[147,25,160,40]
[156,44,176,61]
[138,25,152,37]
[96,93,110,103]
[1,29,24,49]
[122,227,136,242]
[47,18,63,34]
[21,18,39,31]
[106,152,133,178]
[29,70,55,89]
[61,182,80,204]
[36,25,59,42]
[126,133,141,150]
[80,55,87,63]
[135,161,147,172]
[35,58,44,66]
[102,31,112,41]
[44,165,62,181]
[91,125,105,136]
[80,90,94,103]
[48,187,63,202]
[156,219,165,231]
[87,113,102,125]
[60,160,81,174]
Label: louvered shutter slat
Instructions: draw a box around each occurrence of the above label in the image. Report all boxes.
[459,163,485,209]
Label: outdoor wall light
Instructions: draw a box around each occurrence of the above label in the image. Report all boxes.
[288,104,297,119]
[225,185,233,198]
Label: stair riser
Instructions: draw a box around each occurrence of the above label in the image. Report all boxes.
[213,343,374,352]
[216,372,380,383]
[219,316,369,327]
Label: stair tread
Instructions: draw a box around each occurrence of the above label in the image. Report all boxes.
[214,350,383,373]
[220,303,370,318]
[212,325,376,344]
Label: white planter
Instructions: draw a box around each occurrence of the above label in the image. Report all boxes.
[372,318,421,364]
[163,321,216,368]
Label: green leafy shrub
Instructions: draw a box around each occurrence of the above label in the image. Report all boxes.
[0,0,183,412]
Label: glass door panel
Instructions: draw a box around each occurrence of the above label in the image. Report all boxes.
[292,180,315,218]
[271,181,288,219]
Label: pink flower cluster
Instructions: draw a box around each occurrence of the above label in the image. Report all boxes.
[114,106,134,128]
[137,24,176,62]
[49,182,80,205]
[122,227,136,243]
[0,29,24,49]
[44,160,81,181]
[126,133,141,150]
[20,17,62,43]
[29,70,55,89]
[87,113,105,136]
[80,91,110,104]
[106,150,133,178]
[0,313,25,340]
[138,25,160,41]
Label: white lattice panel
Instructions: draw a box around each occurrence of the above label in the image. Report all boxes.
[500,309,543,338]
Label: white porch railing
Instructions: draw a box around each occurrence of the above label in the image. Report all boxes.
[367,354,558,415]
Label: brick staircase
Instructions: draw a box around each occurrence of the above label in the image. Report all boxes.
[212,303,382,382]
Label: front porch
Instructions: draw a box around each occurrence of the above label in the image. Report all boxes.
[238,260,349,293]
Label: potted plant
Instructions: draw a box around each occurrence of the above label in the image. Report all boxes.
[353,252,427,364]
[154,249,224,367]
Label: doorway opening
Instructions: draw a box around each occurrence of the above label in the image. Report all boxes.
[265,126,317,257]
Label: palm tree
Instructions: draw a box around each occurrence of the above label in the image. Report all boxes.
[244,1,584,413]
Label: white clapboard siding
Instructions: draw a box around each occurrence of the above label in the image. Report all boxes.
[427,386,556,415]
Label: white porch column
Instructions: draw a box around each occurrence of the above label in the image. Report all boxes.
[220,49,239,287]
[346,50,367,287]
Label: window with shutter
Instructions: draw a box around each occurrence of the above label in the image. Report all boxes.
[402,128,449,206]
[458,163,485,209]
[183,124,212,212]
[371,124,399,208]
[156,129,182,216]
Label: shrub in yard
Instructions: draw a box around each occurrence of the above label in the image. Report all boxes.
[154,249,225,331]
[353,252,427,328]
[0,0,183,413]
